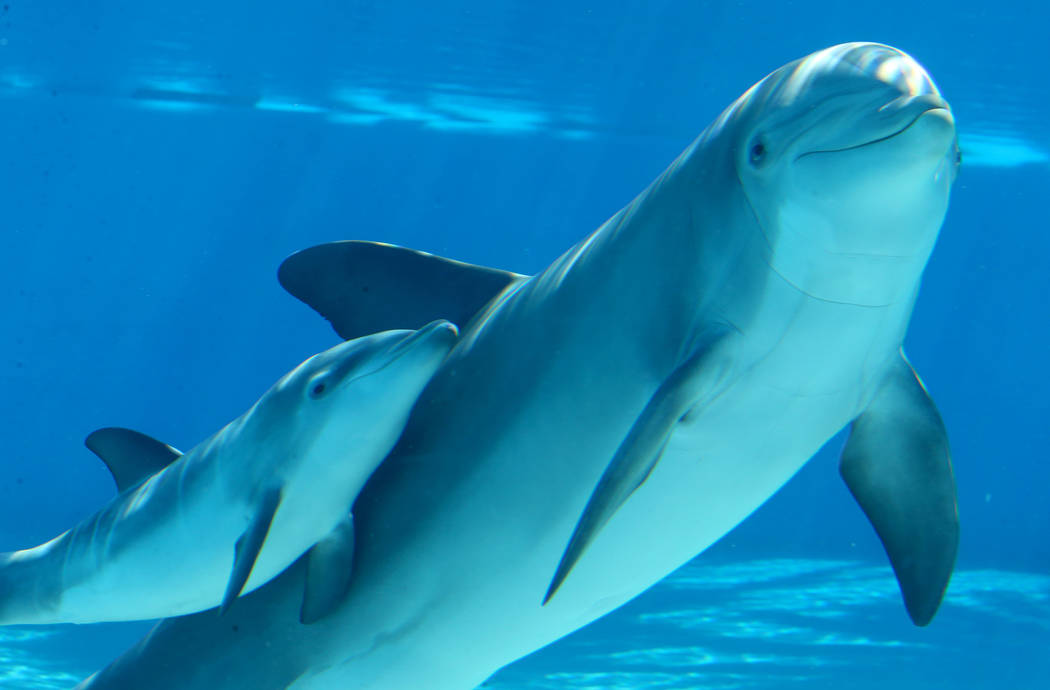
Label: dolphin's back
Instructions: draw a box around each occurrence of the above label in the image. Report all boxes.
[0,447,240,625]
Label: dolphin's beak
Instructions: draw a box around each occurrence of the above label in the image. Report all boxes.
[358,319,460,383]
[324,320,459,391]
[798,93,952,159]
[388,320,460,361]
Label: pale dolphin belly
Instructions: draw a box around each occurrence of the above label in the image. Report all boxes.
[81,286,909,690]
[287,287,911,690]
[546,289,914,626]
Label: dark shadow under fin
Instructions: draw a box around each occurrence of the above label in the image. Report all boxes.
[221,487,283,615]
[84,427,184,493]
[840,350,958,627]
[278,240,526,341]
[299,514,356,625]
[544,331,733,605]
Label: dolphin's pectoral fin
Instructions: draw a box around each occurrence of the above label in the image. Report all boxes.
[299,514,356,625]
[840,350,958,627]
[221,487,283,615]
[544,332,734,605]
[278,240,527,341]
[84,427,183,493]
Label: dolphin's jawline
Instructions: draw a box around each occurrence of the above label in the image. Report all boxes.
[796,106,950,159]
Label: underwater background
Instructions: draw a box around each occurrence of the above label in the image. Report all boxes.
[0,1,1046,688]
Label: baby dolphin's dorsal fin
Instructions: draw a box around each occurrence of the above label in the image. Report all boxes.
[84,427,183,493]
[278,240,526,341]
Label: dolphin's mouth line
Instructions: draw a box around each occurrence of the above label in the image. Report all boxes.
[795,107,949,159]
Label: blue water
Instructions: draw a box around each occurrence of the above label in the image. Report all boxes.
[0,1,1047,688]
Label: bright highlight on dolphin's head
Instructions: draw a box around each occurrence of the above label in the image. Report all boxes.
[724,43,960,306]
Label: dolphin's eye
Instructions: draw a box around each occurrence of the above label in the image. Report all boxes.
[309,380,328,399]
[955,147,963,166]
[749,140,767,166]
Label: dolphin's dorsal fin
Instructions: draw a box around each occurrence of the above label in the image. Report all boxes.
[221,486,283,615]
[278,240,526,341]
[84,427,184,493]
[840,351,958,626]
[300,514,356,624]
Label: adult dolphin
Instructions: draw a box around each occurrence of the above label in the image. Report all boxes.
[79,42,960,689]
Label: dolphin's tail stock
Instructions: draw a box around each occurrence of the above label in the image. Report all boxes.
[0,543,65,626]
[0,550,31,625]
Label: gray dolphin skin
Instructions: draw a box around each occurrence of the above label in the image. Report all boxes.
[0,320,457,626]
[78,42,959,689]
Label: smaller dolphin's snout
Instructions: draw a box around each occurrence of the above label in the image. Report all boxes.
[386,319,459,363]
[318,320,458,392]
[400,319,459,350]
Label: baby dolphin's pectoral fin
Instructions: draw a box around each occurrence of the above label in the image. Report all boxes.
[299,515,356,625]
[544,332,735,605]
[840,351,958,627]
[84,427,183,492]
[221,487,284,615]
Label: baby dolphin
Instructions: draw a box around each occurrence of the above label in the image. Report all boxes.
[0,319,457,625]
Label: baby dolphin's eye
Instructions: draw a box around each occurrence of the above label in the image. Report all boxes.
[309,380,328,399]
